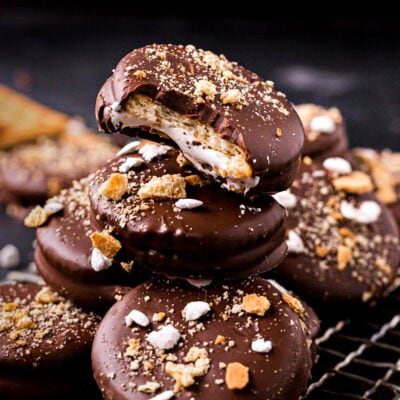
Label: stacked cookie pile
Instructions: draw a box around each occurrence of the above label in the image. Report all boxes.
[19,44,319,399]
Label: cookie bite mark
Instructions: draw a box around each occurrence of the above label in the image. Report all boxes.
[92,277,316,400]
[96,44,304,196]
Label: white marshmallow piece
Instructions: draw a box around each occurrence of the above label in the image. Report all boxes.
[147,325,181,350]
[90,248,113,272]
[149,391,175,400]
[286,230,305,254]
[323,157,352,175]
[175,198,203,210]
[44,202,64,214]
[183,301,211,321]
[138,143,171,161]
[272,190,297,209]
[119,157,143,173]
[251,338,273,353]
[125,309,150,327]
[340,200,382,224]
[310,115,336,133]
[117,140,141,156]
[0,244,20,269]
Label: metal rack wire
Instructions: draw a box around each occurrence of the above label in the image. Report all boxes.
[305,288,400,400]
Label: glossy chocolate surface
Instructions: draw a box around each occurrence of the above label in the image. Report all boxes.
[89,144,287,278]
[96,44,304,197]
[0,283,101,399]
[273,160,400,305]
[35,177,148,311]
[92,276,314,400]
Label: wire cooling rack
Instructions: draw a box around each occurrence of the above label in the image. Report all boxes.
[305,285,400,400]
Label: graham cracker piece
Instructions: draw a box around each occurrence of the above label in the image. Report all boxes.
[0,84,67,148]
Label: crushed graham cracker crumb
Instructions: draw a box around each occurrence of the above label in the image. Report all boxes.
[337,245,352,271]
[90,230,121,258]
[24,205,52,227]
[225,362,249,390]
[221,88,241,104]
[98,172,128,201]
[333,171,373,194]
[282,293,305,318]
[241,293,271,316]
[214,335,227,345]
[138,174,186,199]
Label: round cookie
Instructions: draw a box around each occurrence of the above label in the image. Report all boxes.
[295,104,348,160]
[0,283,101,399]
[271,157,400,305]
[92,276,316,400]
[27,175,148,311]
[351,147,400,227]
[0,133,118,212]
[96,44,304,198]
[88,141,287,279]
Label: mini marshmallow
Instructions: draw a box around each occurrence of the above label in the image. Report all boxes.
[117,140,141,156]
[147,325,181,350]
[138,143,171,161]
[272,190,297,209]
[118,157,143,173]
[125,309,150,327]
[183,301,211,321]
[340,200,382,224]
[310,115,335,133]
[175,198,204,210]
[251,338,273,353]
[149,391,175,400]
[0,244,20,269]
[323,157,352,175]
[90,248,113,272]
[44,202,64,214]
[286,230,305,254]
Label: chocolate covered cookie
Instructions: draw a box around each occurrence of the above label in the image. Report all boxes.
[272,157,400,305]
[26,175,148,311]
[92,276,317,400]
[351,147,400,226]
[0,132,118,214]
[88,141,287,279]
[0,283,101,399]
[295,104,348,160]
[96,44,304,197]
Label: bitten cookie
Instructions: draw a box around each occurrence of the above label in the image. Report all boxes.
[96,44,304,197]
[92,276,317,400]
[0,283,101,399]
[351,147,400,226]
[295,104,348,160]
[26,176,148,311]
[0,132,118,213]
[88,141,287,279]
[271,157,400,305]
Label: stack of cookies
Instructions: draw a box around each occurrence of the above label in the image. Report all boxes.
[18,44,321,399]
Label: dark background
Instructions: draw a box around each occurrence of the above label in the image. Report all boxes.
[0,4,399,150]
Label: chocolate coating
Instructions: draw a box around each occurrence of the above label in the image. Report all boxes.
[271,159,400,306]
[351,147,400,228]
[0,134,117,208]
[92,276,315,400]
[295,104,348,160]
[96,44,304,197]
[89,143,287,279]
[0,283,101,399]
[35,176,148,311]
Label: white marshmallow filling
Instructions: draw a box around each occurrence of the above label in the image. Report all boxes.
[104,94,259,193]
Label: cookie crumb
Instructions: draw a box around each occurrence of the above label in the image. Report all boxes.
[90,230,121,258]
[241,293,270,316]
[138,174,186,199]
[225,362,249,390]
[282,293,305,318]
[333,171,373,193]
[98,173,128,201]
